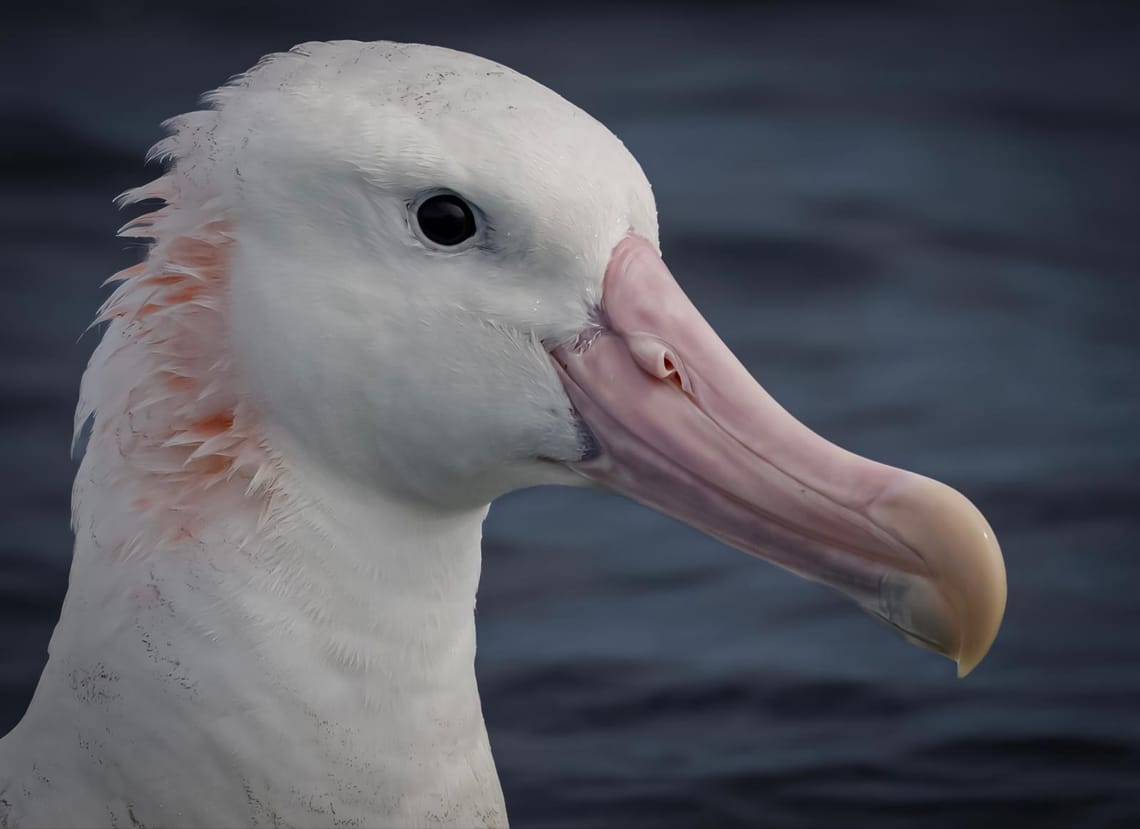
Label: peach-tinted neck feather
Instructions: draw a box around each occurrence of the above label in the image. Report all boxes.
[78,173,278,553]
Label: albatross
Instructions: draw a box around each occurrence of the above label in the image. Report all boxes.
[0,41,1006,828]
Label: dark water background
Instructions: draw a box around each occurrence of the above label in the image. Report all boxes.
[2,2,1139,826]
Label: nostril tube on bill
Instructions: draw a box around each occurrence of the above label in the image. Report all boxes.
[627,333,692,394]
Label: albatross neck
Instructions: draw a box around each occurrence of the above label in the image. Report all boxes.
[16,439,507,825]
[206,443,493,722]
[174,448,502,818]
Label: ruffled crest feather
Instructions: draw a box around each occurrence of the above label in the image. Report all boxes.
[75,142,281,556]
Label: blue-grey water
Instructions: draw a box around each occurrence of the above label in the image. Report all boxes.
[2,3,1138,827]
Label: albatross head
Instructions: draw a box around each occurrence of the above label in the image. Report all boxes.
[132,41,1005,675]
[208,42,650,508]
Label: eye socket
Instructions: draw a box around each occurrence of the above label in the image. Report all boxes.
[415,193,477,247]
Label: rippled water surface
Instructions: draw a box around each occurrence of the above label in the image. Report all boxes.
[2,3,1138,827]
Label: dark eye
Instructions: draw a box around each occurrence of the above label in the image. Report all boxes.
[415,194,477,246]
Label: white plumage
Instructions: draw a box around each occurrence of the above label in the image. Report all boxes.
[1,41,654,828]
